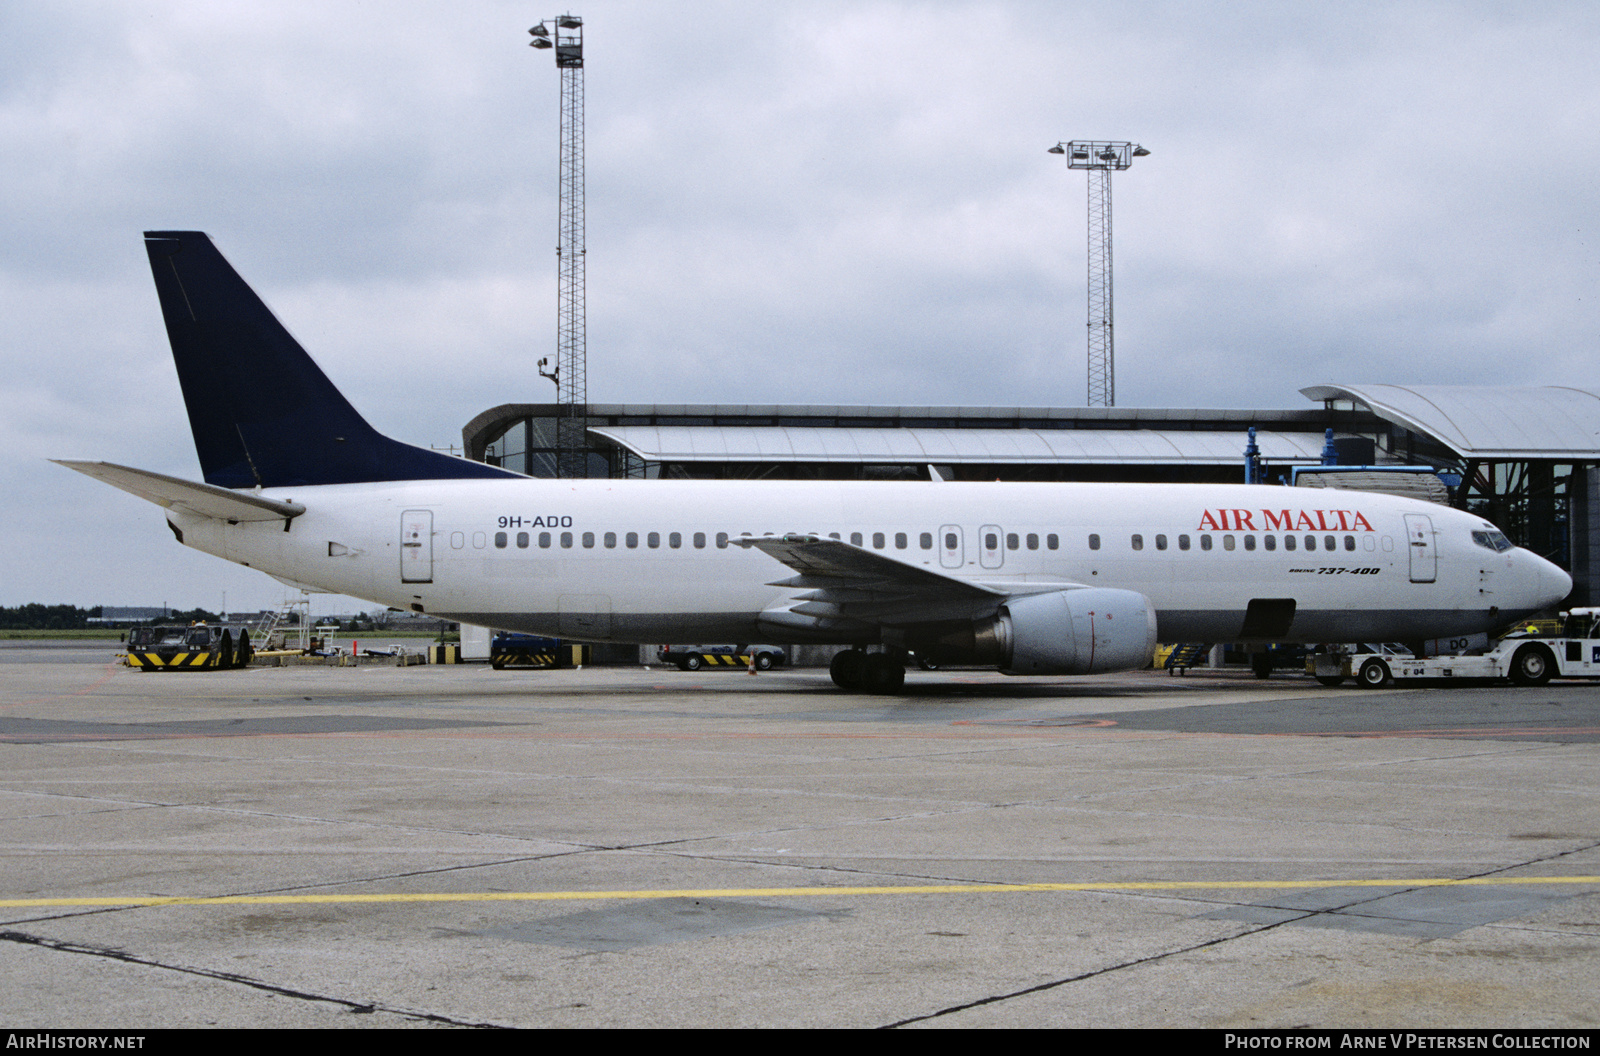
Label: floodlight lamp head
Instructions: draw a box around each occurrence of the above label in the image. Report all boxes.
[529,23,550,37]
[530,37,553,49]
[1048,144,1065,154]
[1132,146,1150,157]
[557,15,582,28]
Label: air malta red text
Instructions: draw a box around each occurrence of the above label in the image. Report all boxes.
[1197,509,1376,532]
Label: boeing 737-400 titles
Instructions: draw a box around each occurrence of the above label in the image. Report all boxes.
[58,232,1572,692]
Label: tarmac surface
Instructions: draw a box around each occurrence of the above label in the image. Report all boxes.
[0,649,1595,1028]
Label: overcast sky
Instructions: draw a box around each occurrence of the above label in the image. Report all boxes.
[3,0,1597,613]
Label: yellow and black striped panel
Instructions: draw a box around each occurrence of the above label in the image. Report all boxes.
[490,650,558,668]
[126,651,221,669]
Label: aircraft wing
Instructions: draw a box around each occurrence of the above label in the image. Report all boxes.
[732,534,1081,631]
[54,461,306,523]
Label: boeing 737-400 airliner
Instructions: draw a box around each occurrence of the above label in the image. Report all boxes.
[58,232,1572,692]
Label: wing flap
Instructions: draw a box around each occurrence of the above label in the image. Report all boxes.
[54,461,305,522]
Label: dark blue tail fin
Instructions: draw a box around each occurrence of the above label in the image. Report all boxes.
[144,231,517,489]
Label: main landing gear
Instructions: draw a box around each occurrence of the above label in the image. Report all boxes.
[829,649,906,694]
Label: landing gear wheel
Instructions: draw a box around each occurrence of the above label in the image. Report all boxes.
[1357,658,1391,689]
[1314,674,1345,688]
[830,650,866,690]
[862,654,906,694]
[1251,654,1273,680]
[1509,645,1554,687]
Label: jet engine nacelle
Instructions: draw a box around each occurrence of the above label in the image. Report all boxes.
[988,588,1158,675]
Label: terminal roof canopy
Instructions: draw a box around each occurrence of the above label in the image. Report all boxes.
[1302,384,1600,460]
[588,426,1328,465]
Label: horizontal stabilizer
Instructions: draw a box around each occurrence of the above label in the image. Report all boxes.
[54,461,306,522]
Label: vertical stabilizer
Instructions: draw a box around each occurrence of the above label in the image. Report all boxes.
[143,231,515,488]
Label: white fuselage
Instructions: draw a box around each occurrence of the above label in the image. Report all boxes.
[170,479,1571,645]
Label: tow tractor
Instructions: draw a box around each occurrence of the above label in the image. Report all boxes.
[1311,609,1600,688]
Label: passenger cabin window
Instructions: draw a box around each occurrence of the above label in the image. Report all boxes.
[561,532,573,548]
[516,532,529,549]
[895,532,908,550]
[669,532,682,549]
[604,531,617,549]
[873,532,886,549]
[582,531,595,549]
[985,532,999,551]
[1047,534,1059,550]
[693,532,706,549]
[920,532,933,550]
[716,532,729,549]
[1178,534,1191,551]
[495,532,508,549]
[1304,535,1316,551]
[1223,534,1235,551]
[647,532,660,549]
[1244,535,1256,551]
[1131,534,1143,551]
[945,532,959,550]
[626,532,639,549]
[1088,534,1100,551]
[1155,534,1167,551]
[851,532,863,546]
[1026,533,1039,550]
[1344,535,1356,551]
[1200,535,1213,551]
[539,532,551,548]
[1284,535,1296,551]
[1006,533,1020,551]
[1264,534,1276,551]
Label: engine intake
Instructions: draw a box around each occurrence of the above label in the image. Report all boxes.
[984,588,1157,675]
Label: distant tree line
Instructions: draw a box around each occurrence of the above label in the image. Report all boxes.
[0,605,234,630]
[0,604,102,630]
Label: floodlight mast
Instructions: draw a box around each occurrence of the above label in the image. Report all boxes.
[1048,140,1149,407]
[529,15,587,478]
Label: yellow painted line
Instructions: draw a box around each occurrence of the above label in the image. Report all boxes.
[2,876,1596,909]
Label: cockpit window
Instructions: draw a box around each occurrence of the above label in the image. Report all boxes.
[1472,529,1513,553]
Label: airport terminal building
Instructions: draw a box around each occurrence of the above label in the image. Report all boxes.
[462,384,1600,607]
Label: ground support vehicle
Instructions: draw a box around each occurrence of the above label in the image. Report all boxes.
[490,633,569,670]
[1312,609,1600,688]
[126,624,251,670]
[658,645,786,672]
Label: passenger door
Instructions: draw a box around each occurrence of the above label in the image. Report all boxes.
[401,510,434,583]
[1404,514,1436,583]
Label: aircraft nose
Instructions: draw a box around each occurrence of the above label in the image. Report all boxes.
[1529,553,1573,609]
